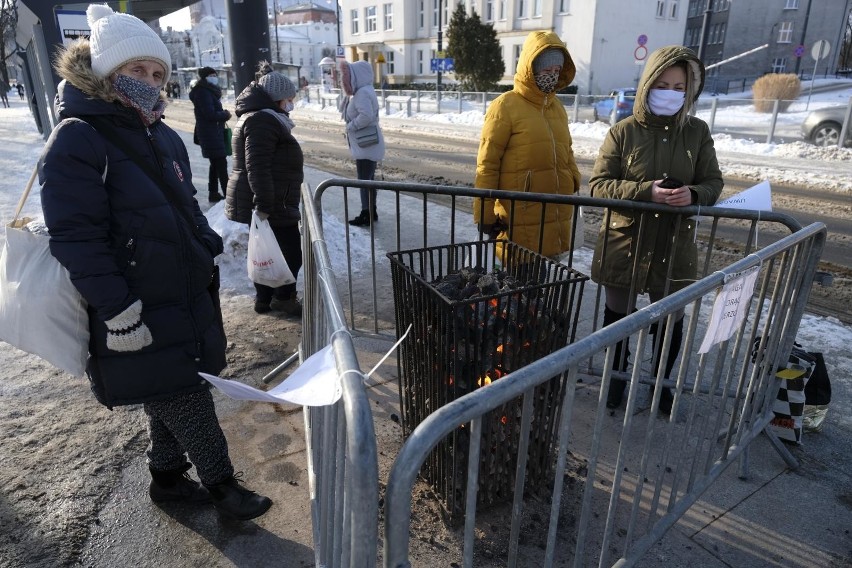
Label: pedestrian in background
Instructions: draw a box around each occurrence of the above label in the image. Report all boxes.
[225,62,303,317]
[38,3,272,521]
[473,31,581,260]
[339,60,385,227]
[589,45,723,414]
[16,83,24,100]
[1,86,8,108]
[190,66,231,203]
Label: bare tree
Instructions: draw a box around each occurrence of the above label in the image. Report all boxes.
[1,0,19,91]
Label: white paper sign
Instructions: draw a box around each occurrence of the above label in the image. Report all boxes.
[698,266,761,354]
[200,345,342,407]
[715,180,772,211]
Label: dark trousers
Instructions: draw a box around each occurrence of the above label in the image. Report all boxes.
[143,389,234,485]
[208,157,228,196]
[355,159,377,212]
[254,224,303,302]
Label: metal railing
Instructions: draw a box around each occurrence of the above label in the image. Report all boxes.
[299,178,825,566]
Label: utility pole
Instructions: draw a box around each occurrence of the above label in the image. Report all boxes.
[697,0,712,61]
[794,0,814,75]
[437,0,443,92]
[273,0,280,63]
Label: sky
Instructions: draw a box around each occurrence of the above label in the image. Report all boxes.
[159,7,191,31]
[0,82,849,416]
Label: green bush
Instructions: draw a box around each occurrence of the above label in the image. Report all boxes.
[752,73,801,112]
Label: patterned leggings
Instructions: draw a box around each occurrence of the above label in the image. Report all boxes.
[143,389,234,485]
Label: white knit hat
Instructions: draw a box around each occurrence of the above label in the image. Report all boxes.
[87,4,171,83]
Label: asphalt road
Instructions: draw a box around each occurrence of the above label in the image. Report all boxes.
[164,97,850,271]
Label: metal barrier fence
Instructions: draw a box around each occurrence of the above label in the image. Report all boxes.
[301,179,825,566]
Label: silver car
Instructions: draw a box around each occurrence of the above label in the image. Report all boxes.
[800,105,851,147]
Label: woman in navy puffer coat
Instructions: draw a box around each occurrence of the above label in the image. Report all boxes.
[37,4,271,522]
[190,67,231,202]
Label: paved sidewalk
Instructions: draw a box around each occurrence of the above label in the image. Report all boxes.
[70,104,852,567]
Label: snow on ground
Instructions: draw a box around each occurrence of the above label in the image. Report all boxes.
[1,83,850,405]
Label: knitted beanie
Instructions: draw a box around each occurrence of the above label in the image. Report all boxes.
[533,48,564,73]
[198,66,216,79]
[258,71,296,102]
[87,3,171,83]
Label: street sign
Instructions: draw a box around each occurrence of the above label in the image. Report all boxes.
[430,58,455,72]
[634,45,647,61]
[336,45,345,58]
[811,39,831,60]
[376,53,386,63]
[637,34,648,46]
[794,44,805,57]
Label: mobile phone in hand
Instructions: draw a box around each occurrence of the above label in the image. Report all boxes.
[659,176,683,189]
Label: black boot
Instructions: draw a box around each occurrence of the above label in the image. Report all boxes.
[650,318,684,415]
[205,474,272,521]
[270,292,302,317]
[149,463,211,504]
[208,192,223,203]
[603,306,629,409]
[349,209,377,226]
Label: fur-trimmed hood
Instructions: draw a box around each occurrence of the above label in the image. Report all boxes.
[53,39,167,119]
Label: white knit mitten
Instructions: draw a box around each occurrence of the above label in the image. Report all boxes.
[104,300,153,352]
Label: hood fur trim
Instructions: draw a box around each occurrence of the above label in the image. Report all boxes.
[54,39,167,105]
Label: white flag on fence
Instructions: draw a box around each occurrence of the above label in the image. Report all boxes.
[715,179,773,211]
[698,266,761,354]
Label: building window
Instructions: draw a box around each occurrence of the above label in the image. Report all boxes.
[383,3,393,30]
[784,0,799,8]
[518,0,525,18]
[559,0,570,13]
[442,0,449,26]
[417,49,424,74]
[433,0,438,27]
[418,0,425,28]
[656,1,665,18]
[351,9,359,35]
[366,6,377,32]
[513,44,521,73]
[772,58,787,72]
[778,21,793,43]
[387,51,395,74]
[499,0,506,20]
[485,0,494,21]
[670,0,678,18]
[533,0,542,17]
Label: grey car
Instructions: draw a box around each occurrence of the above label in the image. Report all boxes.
[800,105,851,147]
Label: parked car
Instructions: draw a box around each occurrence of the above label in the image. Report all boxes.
[593,88,636,123]
[801,105,851,147]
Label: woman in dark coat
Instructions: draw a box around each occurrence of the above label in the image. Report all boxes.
[190,66,231,202]
[225,62,303,316]
[589,46,723,413]
[38,4,271,521]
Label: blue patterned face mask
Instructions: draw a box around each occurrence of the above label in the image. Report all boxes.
[112,74,165,125]
[206,76,219,86]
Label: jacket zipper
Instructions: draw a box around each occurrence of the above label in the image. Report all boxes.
[146,125,201,353]
[542,97,562,252]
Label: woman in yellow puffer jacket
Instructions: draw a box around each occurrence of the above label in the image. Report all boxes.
[473,30,581,259]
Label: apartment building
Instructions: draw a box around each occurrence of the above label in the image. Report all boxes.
[339,0,689,93]
[685,0,850,89]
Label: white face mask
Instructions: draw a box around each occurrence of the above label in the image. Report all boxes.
[647,89,685,116]
[206,76,219,86]
[282,101,294,113]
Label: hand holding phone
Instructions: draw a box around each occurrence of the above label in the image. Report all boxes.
[658,176,683,189]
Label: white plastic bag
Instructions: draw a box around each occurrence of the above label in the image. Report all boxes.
[247,210,295,287]
[573,206,585,251]
[0,220,89,377]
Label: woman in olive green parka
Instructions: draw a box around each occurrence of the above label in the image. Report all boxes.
[474,31,581,259]
[589,45,723,412]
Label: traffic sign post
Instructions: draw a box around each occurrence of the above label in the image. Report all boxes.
[430,58,455,73]
[805,40,831,111]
